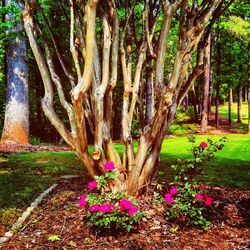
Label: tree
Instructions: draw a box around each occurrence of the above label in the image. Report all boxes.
[220,0,250,131]
[23,0,234,195]
[201,33,211,133]
[0,0,29,145]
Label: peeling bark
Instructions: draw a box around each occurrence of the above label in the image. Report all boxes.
[22,0,232,195]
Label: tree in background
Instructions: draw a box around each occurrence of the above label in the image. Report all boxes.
[0,0,29,144]
[218,0,250,130]
[23,0,233,195]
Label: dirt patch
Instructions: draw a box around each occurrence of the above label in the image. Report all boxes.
[1,177,249,250]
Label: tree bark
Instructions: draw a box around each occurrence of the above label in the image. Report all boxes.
[247,43,250,134]
[1,0,29,145]
[201,34,211,133]
[22,0,232,195]
[237,83,242,123]
[228,86,233,127]
[191,84,198,122]
[215,33,221,127]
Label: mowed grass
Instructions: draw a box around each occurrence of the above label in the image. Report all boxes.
[218,102,248,124]
[158,134,250,189]
[0,135,249,227]
[211,102,249,132]
[0,151,84,227]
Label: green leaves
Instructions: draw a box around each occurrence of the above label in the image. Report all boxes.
[48,234,61,242]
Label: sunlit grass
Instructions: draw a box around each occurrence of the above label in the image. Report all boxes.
[217,102,248,124]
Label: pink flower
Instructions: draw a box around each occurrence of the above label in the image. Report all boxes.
[104,162,115,172]
[199,184,206,190]
[195,193,203,202]
[205,196,213,206]
[165,194,174,205]
[98,204,114,213]
[79,195,87,208]
[169,187,178,195]
[88,204,99,212]
[200,142,208,149]
[128,206,138,216]
[87,180,97,190]
[119,199,133,211]
[109,204,115,212]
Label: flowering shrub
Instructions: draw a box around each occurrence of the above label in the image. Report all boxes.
[155,136,227,229]
[79,162,145,232]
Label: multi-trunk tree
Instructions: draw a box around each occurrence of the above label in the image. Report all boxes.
[23,0,234,195]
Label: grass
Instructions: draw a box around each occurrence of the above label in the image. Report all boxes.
[217,102,248,124]
[0,134,249,228]
[158,134,250,189]
[211,102,249,132]
[0,151,84,227]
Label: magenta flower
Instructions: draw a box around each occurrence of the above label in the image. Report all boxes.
[165,194,174,205]
[195,193,203,202]
[79,195,87,208]
[200,142,208,149]
[205,196,213,206]
[119,199,133,211]
[87,180,97,190]
[109,204,115,212]
[199,184,206,190]
[128,206,138,216]
[104,162,115,172]
[98,204,113,213]
[88,204,99,212]
[169,187,178,195]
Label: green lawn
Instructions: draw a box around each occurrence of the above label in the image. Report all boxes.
[158,134,250,188]
[0,134,249,227]
[0,152,83,227]
[217,102,248,124]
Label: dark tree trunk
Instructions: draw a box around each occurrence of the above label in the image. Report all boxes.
[201,34,211,133]
[248,43,250,134]
[215,35,221,127]
[228,86,233,127]
[237,83,242,123]
[191,84,198,122]
[1,0,29,144]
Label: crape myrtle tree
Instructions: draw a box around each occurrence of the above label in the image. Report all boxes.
[23,0,233,195]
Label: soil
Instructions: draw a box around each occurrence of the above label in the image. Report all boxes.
[1,177,249,250]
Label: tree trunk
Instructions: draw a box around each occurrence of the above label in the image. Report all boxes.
[247,43,250,134]
[248,86,250,134]
[228,86,233,127]
[145,60,154,123]
[237,83,242,123]
[1,0,29,145]
[23,0,233,195]
[191,84,198,123]
[201,34,211,133]
[215,34,221,127]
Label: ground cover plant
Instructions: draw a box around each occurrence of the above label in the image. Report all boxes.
[80,162,146,232]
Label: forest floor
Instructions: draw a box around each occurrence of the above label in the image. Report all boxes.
[1,177,250,250]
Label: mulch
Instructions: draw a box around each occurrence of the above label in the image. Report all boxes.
[0,144,72,154]
[1,177,249,250]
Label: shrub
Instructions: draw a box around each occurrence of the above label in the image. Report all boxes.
[155,136,227,229]
[79,162,145,232]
